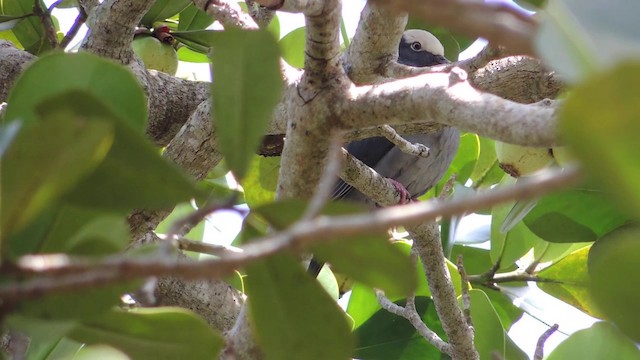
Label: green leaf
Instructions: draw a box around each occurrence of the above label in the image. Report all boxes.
[588,225,640,341]
[538,246,601,317]
[535,0,640,84]
[69,307,224,360]
[0,120,21,157]
[176,46,210,63]
[171,29,218,54]
[36,91,200,211]
[470,136,498,184]
[490,178,542,269]
[240,155,280,208]
[353,297,445,359]
[479,286,523,331]
[0,14,28,31]
[1,102,114,238]
[209,28,283,180]
[245,255,354,360]
[5,52,147,132]
[547,322,640,360]
[254,200,417,297]
[560,62,640,219]
[177,4,213,31]
[1,0,52,55]
[428,132,479,198]
[32,204,127,255]
[0,29,23,48]
[523,186,629,243]
[467,289,506,360]
[140,0,191,26]
[279,26,305,68]
[16,281,135,321]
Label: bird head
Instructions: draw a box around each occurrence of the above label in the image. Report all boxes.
[398,29,450,67]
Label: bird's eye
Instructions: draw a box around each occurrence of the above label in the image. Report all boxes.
[410,42,422,51]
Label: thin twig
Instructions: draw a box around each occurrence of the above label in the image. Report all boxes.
[534,324,559,360]
[174,237,243,257]
[34,0,60,49]
[2,166,581,301]
[456,254,473,327]
[59,5,87,49]
[375,289,453,355]
[376,125,430,157]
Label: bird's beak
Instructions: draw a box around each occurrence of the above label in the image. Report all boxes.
[435,55,451,65]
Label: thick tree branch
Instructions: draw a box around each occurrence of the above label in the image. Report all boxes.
[343,3,407,85]
[193,0,258,29]
[342,69,560,146]
[81,0,155,62]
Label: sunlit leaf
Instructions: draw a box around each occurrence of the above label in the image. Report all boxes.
[279,26,305,68]
[538,246,601,317]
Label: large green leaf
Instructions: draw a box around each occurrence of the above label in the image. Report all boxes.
[560,62,640,219]
[538,246,601,317]
[523,185,629,243]
[1,0,53,54]
[490,179,541,269]
[245,255,354,360]
[255,200,417,297]
[547,322,640,360]
[1,103,114,239]
[588,225,640,341]
[353,297,445,359]
[9,85,199,211]
[140,0,191,26]
[69,307,224,360]
[209,28,283,180]
[177,4,213,31]
[279,26,305,68]
[5,52,147,132]
[467,289,505,360]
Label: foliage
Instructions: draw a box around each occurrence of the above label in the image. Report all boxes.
[2,0,640,359]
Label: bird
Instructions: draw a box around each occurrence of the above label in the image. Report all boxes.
[307,30,461,277]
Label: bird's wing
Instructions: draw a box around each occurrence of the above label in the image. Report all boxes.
[331,137,396,200]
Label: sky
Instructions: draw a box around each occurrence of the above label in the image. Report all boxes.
[46,1,597,358]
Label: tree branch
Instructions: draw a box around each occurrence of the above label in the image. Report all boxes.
[2,166,581,301]
[342,69,560,146]
[411,222,479,359]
